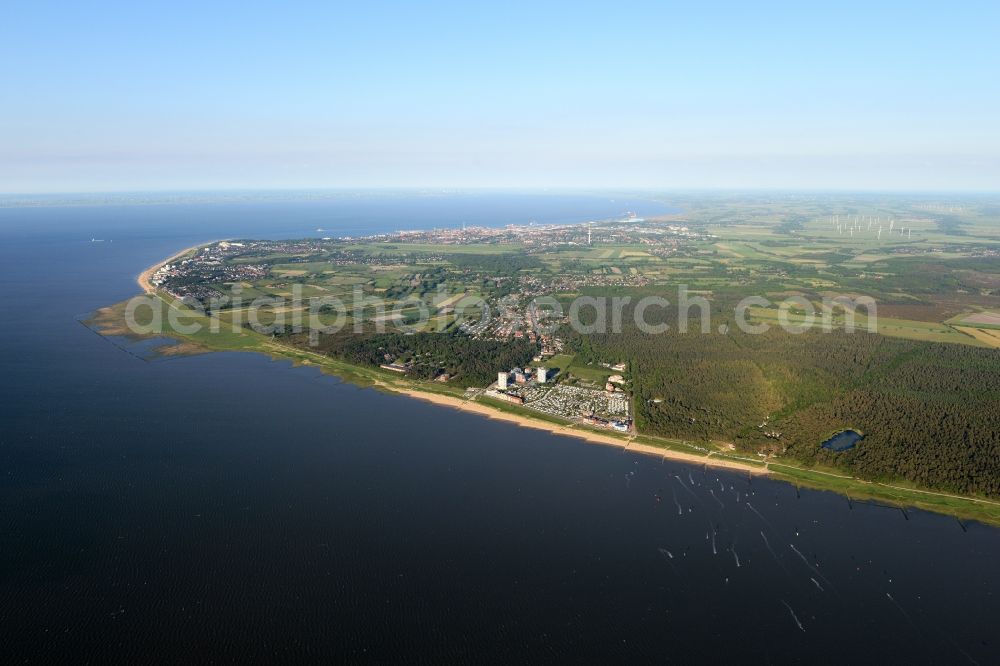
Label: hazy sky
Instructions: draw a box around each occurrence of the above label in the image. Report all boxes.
[3,1,999,192]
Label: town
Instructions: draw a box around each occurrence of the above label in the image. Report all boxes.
[482,364,632,432]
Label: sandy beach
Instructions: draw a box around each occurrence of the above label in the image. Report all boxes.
[393,386,768,475]
[136,242,222,293]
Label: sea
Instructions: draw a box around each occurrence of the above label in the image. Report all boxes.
[0,192,997,663]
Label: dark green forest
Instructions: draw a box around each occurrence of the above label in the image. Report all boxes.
[563,299,1000,498]
[290,329,538,387]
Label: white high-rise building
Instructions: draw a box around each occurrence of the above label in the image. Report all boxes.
[536,367,548,383]
[497,372,509,389]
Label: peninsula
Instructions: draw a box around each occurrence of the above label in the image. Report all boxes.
[95,195,1000,524]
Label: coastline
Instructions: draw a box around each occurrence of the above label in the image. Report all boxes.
[391,386,767,474]
[133,240,763,475]
[127,242,1000,526]
[137,241,225,294]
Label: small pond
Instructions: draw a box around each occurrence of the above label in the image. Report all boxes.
[822,429,864,451]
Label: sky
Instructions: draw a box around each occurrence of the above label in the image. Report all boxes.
[3,1,999,193]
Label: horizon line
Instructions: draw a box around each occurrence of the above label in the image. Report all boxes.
[3,185,999,199]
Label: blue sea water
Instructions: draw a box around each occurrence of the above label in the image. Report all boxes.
[0,193,997,663]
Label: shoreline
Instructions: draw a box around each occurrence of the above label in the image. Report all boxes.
[249,337,765,474]
[337,382,1000,524]
[126,242,1000,525]
[136,240,226,294]
[391,386,767,474]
